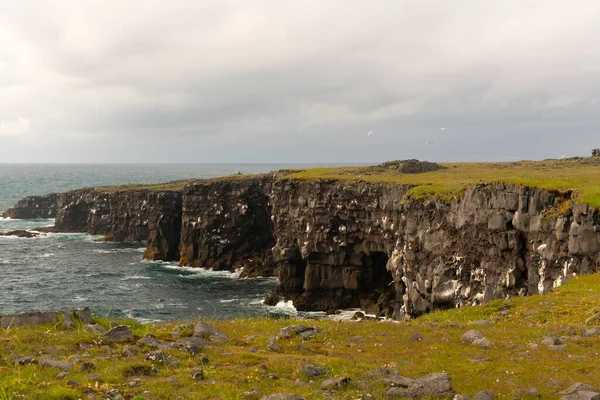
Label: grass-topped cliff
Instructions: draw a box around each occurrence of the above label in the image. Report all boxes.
[2,274,600,399]
[287,157,600,207]
[92,157,600,208]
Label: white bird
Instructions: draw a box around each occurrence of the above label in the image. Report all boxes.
[438,127,447,131]
[368,129,374,136]
[560,155,565,159]
[423,141,434,145]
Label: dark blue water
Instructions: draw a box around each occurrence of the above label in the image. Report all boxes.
[0,164,341,322]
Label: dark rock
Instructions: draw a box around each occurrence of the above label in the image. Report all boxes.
[301,364,330,378]
[0,230,39,238]
[193,322,229,342]
[66,380,80,387]
[407,372,455,398]
[80,362,96,372]
[104,325,134,342]
[14,357,38,366]
[560,384,598,396]
[408,333,423,341]
[541,335,562,346]
[85,324,107,335]
[352,311,365,320]
[277,325,315,339]
[122,364,156,377]
[472,390,494,400]
[321,377,350,390]
[386,375,414,388]
[197,353,209,364]
[74,307,94,324]
[39,357,73,371]
[378,159,443,174]
[267,343,281,352]
[189,370,204,380]
[561,393,600,400]
[121,348,134,357]
[2,193,58,219]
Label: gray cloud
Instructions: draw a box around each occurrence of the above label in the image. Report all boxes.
[1,0,599,163]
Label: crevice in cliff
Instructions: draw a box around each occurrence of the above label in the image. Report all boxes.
[358,252,397,317]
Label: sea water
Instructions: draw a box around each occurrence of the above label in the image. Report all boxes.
[0,163,342,321]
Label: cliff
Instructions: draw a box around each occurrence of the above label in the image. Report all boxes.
[1,193,58,219]
[5,159,600,318]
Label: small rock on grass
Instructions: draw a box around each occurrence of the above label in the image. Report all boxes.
[559,384,597,395]
[407,372,455,398]
[260,395,306,400]
[461,330,484,344]
[301,364,330,378]
[39,357,73,371]
[321,376,350,390]
[472,390,494,400]
[561,393,600,400]
[408,333,423,341]
[189,370,204,380]
[387,387,410,398]
[104,325,133,343]
[472,338,494,348]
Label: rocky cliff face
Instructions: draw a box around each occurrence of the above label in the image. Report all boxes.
[270,180,599,319]
[6,174,600,319]
[1,193,58,219]
[178,176,276,277]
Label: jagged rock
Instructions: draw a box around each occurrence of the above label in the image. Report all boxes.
[301,364,330,378]
[472,390,495,400]
[0,230,39,238]
[386,375,414,387]
[277,325,315,339]
[321,377,350,390]
[104,325,134,342]
[39,357,73,371]
[472,338,494,348]
[189,370,204,380]
[176,336,212,354]
[267,343,281,352]
[461,330,485,344]
[121,348,134,358]
[2,193,58,218]
[560,384,598,396]
[74,307,94,324]
[407,372,455,398]
[562,393,600,400]
[193,322,229,342]
[137,335,176,350]
[378,159,443,174]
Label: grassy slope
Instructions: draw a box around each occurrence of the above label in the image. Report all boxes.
[2,274,600,399]
[288,158,600,207]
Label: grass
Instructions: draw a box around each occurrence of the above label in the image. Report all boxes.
[2,274,600,399]
[287,158,600,207]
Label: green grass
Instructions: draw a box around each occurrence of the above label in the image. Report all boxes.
[2,274,600,399]
[287,158,600,207]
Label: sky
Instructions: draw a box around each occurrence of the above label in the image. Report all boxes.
[1,1,600,163]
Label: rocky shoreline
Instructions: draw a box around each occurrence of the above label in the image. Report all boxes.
[4,160,600,319]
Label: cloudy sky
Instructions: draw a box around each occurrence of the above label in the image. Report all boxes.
[1,1,599,163]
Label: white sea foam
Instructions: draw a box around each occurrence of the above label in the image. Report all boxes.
[158,263,243,279]
[219,298,239,303]
[120,275,152,281]
[269,300,298,317]
[40,253,55,258]
[93,248,145,254]
[0,216,13,221]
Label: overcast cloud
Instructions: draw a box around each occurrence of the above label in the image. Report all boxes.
[0,0,599,163]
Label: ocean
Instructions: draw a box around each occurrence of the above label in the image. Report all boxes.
[0,163,340,322]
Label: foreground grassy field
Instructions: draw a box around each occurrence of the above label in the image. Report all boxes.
[2,274,600,399]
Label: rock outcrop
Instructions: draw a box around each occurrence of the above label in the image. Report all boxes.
[5,169,600,318]
[1,193,58,219]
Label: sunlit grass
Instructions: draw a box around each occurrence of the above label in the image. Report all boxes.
[2,274,600,398]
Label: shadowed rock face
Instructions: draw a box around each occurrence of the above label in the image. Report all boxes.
[6,174,600,318]
[1,193,58,219]
[179,176,276,277]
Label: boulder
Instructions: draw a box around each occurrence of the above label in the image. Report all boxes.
[407,372,455,398]
[321,377,350,390]
[461,330,485,344]
[104,325,134,342]
[301,364,330,378]
[193,322,229,342]
[39,357,73,371]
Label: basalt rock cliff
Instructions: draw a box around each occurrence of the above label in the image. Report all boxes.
[5,163,600,318]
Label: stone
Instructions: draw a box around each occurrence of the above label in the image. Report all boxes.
[74,307,94,324]
[472,390,494,400]
[321,377,350,390]
[197,353,209,364]
[541,335,562,346]
[386,375,414,387]
[527,343,539,351]
[561,393,600,400]
[301,364,330,378]
[408,333,423,341]
[242,387,261,399]
[14,357,37,366]
[80,362,96,372]
[453,395,471,400]
[559,384,597,396]
[121,348,134,357]
[260,395,306,400]
[277,325,315,339]
[189,370,204,380]
[193,321,229,342]
[176,336,212,354]
[267,343,281,352]
[66,380,80,387]
[104,325,134,343]
[85,324,107,335]
[548,344,567,352]
[461,330,485,344]
[407,372,455,398]
[386,387,411,398]
[39,357,74,371]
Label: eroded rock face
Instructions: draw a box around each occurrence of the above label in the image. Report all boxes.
[7,172,600,319]
[2,193,58,219]
[271,180,599,318]
[179,176,276,276]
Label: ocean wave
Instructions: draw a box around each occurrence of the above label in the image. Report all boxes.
[0,258,10,264]
[120,275,152,281]
[158,263,243,279]
[219,298,239,303]
[268,300,298,318]
[92,247,145,254]
[0,216,13,221]
[40,253,55,258]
